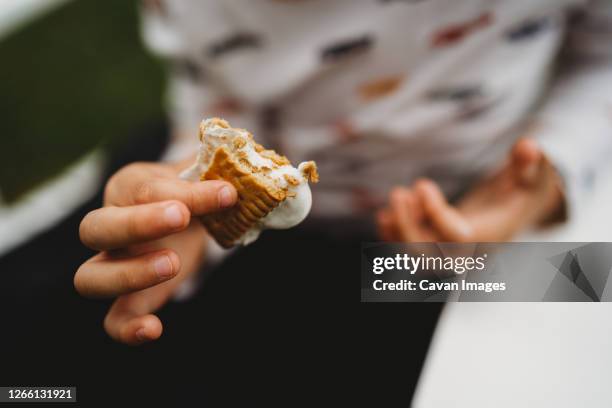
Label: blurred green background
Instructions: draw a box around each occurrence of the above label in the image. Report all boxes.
[0,0,165,203]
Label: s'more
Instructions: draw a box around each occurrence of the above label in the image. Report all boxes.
[181,118,318,248]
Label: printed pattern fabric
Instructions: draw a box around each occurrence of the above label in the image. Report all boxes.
[141,0,612,218]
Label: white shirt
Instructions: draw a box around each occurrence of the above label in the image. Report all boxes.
[140,4,612,407]
[141,0,612,219]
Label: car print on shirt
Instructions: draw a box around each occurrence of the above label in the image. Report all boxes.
[321,35,374,62]
[506,16,552,42]
[358,75,405,101]
[428,84,504,120]
[206,32,263,59]
[171,58,205,82]
[431,12,493,48]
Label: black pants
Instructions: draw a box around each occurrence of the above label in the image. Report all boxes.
[0,123,442,406]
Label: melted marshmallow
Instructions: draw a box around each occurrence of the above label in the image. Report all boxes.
[180,118,314,245]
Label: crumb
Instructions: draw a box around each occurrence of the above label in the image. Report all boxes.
[300,161,319,183]
[239,157,255,171]
[283,174,300,186]
[261,150,290,166]
[233,137,247,149]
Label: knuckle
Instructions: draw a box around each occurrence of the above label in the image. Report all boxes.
[105,162,150,204]
[187,187,200,213]
[126,210,143,239]
[117,267,139,292]
[79,212,97,248]
[164,249,181,275]
[103,174,119,203]
[133,180,154,204]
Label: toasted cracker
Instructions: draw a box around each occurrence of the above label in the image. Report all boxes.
[200,147,287,248]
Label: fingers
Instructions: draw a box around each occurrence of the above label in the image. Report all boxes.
[376,209,398,241]
[129,178,237,215]
[103,272,182,345]
[74,249,180,298]
[104,305,163,345]
[390,187,424,242]
[105,163,237,214]
[415,179,474,242]
[80,200,190,251]
[511,138,542,185]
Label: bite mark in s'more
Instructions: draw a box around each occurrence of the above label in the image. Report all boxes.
[181,118,319,248]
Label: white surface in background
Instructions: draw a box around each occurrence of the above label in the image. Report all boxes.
[0,0,70,38]
[0,151,105,256]
[414,162,612,407]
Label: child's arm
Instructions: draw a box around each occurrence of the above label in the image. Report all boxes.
[379,2,612,243]
[377,138,563,242]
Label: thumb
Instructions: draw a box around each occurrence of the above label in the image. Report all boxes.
[510,138,543,186]
[416,179,474,242]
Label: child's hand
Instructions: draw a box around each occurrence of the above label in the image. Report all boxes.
[74,161,237,345]
[377,138,564,242]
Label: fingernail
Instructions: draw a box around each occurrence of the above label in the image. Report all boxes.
[164,204,184,228]
[135,328,147,341]
[153,255,174,279]
[218,186,235,208]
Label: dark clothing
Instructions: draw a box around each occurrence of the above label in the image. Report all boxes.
[0,124,442,406]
